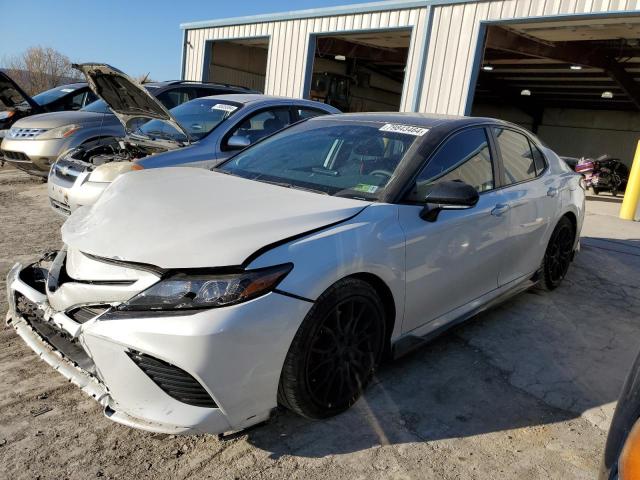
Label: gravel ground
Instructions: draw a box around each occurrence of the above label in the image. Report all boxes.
[1,165,639,479]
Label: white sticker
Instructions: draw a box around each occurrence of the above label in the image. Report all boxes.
[60,88,75,93]
[211,103,237,112]
[379,123,429,136]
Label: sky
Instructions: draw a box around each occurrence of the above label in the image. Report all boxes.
[0,0,376,81]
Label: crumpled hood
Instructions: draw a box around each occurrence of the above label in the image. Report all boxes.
[62,168,369,268]
[11,110,119,129]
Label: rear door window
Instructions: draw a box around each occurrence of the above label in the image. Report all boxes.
[226,107,292,146]
[156,88,195,109]
[493,128,537,185]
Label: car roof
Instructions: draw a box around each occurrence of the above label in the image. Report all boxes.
[144,80,251,91]
[310,112,512,129]
[190,93,331,107]
[53,82,88,90]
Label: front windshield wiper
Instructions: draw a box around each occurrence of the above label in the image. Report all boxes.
[143,130,181,141]
[253,176,329,195]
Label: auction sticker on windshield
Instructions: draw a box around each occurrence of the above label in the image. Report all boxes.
[379,124,429,136]
[353,184,379,194]
[212,104,237,112]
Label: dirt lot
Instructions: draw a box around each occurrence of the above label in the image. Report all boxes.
[1,165,639,479]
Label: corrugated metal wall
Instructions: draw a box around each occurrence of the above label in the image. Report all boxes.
[183,6,430,111]
[184,0,640,114]
[422,0,640,114]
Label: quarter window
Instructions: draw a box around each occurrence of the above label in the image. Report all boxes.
[531,143,547,175]
[296,108,327,119]
[493,128,537,184]
[410,128,494,201]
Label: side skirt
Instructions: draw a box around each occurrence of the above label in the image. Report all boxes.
[391,273,539,359]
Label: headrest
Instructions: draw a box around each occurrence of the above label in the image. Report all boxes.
[354,137,385,156]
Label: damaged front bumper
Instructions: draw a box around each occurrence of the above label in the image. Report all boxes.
[5,260,203,434]
[6,262,109,404]
[6,252,313,436]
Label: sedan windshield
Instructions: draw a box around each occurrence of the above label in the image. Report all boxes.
[218,119,421,199]
[138,99,240,142]
[32,85,81,105]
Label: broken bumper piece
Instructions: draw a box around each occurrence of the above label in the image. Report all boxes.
[5,260,229,435]
[6,253,312,436]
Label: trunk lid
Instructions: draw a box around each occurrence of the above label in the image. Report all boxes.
[62,168,369,269]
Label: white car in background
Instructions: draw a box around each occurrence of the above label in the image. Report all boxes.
[47,63,338,216]
[6,113,584,435]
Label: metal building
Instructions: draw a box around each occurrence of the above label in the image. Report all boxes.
[181,0,640,163]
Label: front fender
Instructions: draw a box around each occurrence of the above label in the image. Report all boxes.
[246,204,406,339]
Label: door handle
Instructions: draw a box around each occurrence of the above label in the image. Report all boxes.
[547,187,559,197]
[491,203,510,217]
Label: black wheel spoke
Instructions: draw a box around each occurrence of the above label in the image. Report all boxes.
[304,294,383,410]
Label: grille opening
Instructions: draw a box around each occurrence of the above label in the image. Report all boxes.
[66,305,110,324]
[2,150,30,161]
[14,293,97,374]
[18,264,48,294]
[50,199,71,215]
[126,351,218,408]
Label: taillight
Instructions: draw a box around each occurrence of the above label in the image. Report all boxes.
[620,419,640,479]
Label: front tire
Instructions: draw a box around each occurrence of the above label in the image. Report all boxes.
[278,278,386,419]
[541,216,575,290]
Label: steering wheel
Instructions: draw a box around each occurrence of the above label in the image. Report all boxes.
[369,169,393,180]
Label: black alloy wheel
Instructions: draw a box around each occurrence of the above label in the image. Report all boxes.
[278,278,386,419]
[542,216,575,290]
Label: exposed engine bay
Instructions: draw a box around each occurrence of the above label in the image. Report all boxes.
[55,135,181,183]
[62,135,174,168]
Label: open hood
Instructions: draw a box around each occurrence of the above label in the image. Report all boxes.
[72,63,190,142]
[0,71,40,111]
[62,168,369,269]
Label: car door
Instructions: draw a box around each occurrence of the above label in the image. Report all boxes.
[491,127,557,286]
[398,127,512,333]
[217,106,294,162]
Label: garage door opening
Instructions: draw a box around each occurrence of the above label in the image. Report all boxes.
[307,30,410,112]
[469,16,640,171]
[205,38,269,92]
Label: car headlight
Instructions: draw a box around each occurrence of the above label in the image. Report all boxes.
[88,162,136,183]
[117,263,293,311]
[38,124,82,140]
[0,111,15,120]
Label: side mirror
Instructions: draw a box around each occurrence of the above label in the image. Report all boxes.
[420,180,479,222]
[226,135,251,150]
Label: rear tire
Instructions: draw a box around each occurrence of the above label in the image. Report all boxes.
[541,216,575,291]
[278,278,386,419]
[592,186,600,195]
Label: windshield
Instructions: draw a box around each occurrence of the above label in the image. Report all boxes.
[138,99,240,142]
[218,119,421,199]
[81,99,111,114]
[32,85,81,106]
